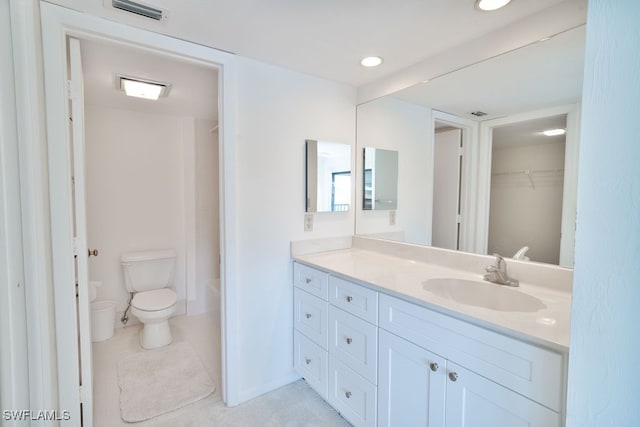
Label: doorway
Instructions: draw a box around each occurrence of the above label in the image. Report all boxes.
[40,3,239,423]
[487,114,567,265]
[75,35,222,423]
[477,105,580,267]
[429,110,477,252]
[432,122,463,250]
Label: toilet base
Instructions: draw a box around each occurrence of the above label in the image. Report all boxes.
[139,320,172,349]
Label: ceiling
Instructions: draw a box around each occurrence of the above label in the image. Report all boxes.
[390,25,585,121]
[493,115,567,149]
[46,0,579,86]
[81,37,218,119]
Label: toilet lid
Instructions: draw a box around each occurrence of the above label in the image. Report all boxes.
[132,289,177,311]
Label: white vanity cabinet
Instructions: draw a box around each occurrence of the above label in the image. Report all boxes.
[293,263,329,399]
[292,261,567,427]
[378,329,447,426]
[294,262,379,427]
[327,275,379,427]
[378,294,564,427]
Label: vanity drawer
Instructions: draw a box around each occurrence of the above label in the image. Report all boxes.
[329,306,378,384]
[294,331,328,400]
[329,276,378,325]
[328,356,377,427]
[294,288,328,349]
[379,294,564,412]
[294,262,328,300]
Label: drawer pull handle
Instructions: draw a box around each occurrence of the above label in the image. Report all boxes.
[345,391,352,399]
[430,362,439,372]
[346,337,353,344]
[305,277,312,284]
[346,295,353,302]
[305,313,312,319]
[448,372,458,382]
[305,358,311,365]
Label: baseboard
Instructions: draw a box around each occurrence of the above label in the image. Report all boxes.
[234,371,301,406]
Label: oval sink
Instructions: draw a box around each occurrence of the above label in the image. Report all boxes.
[422,278,546,312]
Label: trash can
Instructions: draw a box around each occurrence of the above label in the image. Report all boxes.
[91,300,116,342]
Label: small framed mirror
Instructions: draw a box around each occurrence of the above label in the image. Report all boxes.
[305,139,352,213]
[363,147,399,210]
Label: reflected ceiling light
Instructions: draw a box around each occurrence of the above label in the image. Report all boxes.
[360,56,383,67]
[542,128,566,136]
[475,0,512,11]
[117,75,171,100]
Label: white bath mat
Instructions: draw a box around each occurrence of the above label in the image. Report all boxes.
[117,341,215,422]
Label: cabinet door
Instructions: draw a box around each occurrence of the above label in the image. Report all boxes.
[329,276,378,324]
[294,262,329,300]
[329,306,378,383]
[294,331,328,400]
[378,330,446,427]
[294,288,328,349]
[328,356,377,427]
[444,362,561,427]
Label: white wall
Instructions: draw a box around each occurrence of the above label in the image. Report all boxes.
[488,141,565,264]
[567,1,640,425]
[235,56,356,400]
[0,0,29,410]
[85,105,190,321]
[194,118,220,311]
[356,96,431,244]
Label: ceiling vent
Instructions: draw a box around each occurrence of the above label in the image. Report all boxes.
[470,111,488,117]
[111,0,166,21]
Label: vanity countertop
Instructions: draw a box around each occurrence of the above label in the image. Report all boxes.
[294,247,571,352]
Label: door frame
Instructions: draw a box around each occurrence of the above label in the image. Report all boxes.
[476,103,581,267]
[40,3,240,422]
[429,110,478,252]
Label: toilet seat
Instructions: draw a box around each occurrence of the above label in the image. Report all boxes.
[132,288,177,312]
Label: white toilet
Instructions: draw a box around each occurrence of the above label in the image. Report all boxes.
[120,249,177,349]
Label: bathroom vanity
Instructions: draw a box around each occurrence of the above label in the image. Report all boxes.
[292,236,571,427]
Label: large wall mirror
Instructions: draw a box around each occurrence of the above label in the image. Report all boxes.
[355,26,585,267]
[306,139,352,213]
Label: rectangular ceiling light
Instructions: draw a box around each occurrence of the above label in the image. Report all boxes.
[118,75,171,100]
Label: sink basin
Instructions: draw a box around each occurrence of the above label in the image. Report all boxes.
[422,278,546,312]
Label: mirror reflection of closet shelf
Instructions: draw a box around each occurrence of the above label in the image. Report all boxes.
[491,168,565,190]
[305,139,352,213]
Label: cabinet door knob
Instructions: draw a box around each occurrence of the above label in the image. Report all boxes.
[88,249,99,257]
[430,362,439,372]
[346,295,353,302]
[305,358,311,365]
[448,372,458,382]
[305,277,312,284]
[305,313,312,319]
[345,391,352,399]
[346,337,353,344]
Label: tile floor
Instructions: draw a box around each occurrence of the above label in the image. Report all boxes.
[91,311,348,426]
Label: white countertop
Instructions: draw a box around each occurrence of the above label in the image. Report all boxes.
[294,247,571,352]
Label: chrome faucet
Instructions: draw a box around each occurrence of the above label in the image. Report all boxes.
[483,254,519,287]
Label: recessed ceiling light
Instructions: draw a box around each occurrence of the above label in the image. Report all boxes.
[360,56,383,67]
[117,75,171,100]
[475,0,512,12]
[542,128,566,136]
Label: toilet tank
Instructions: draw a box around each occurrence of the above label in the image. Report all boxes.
[120,249,176,293]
